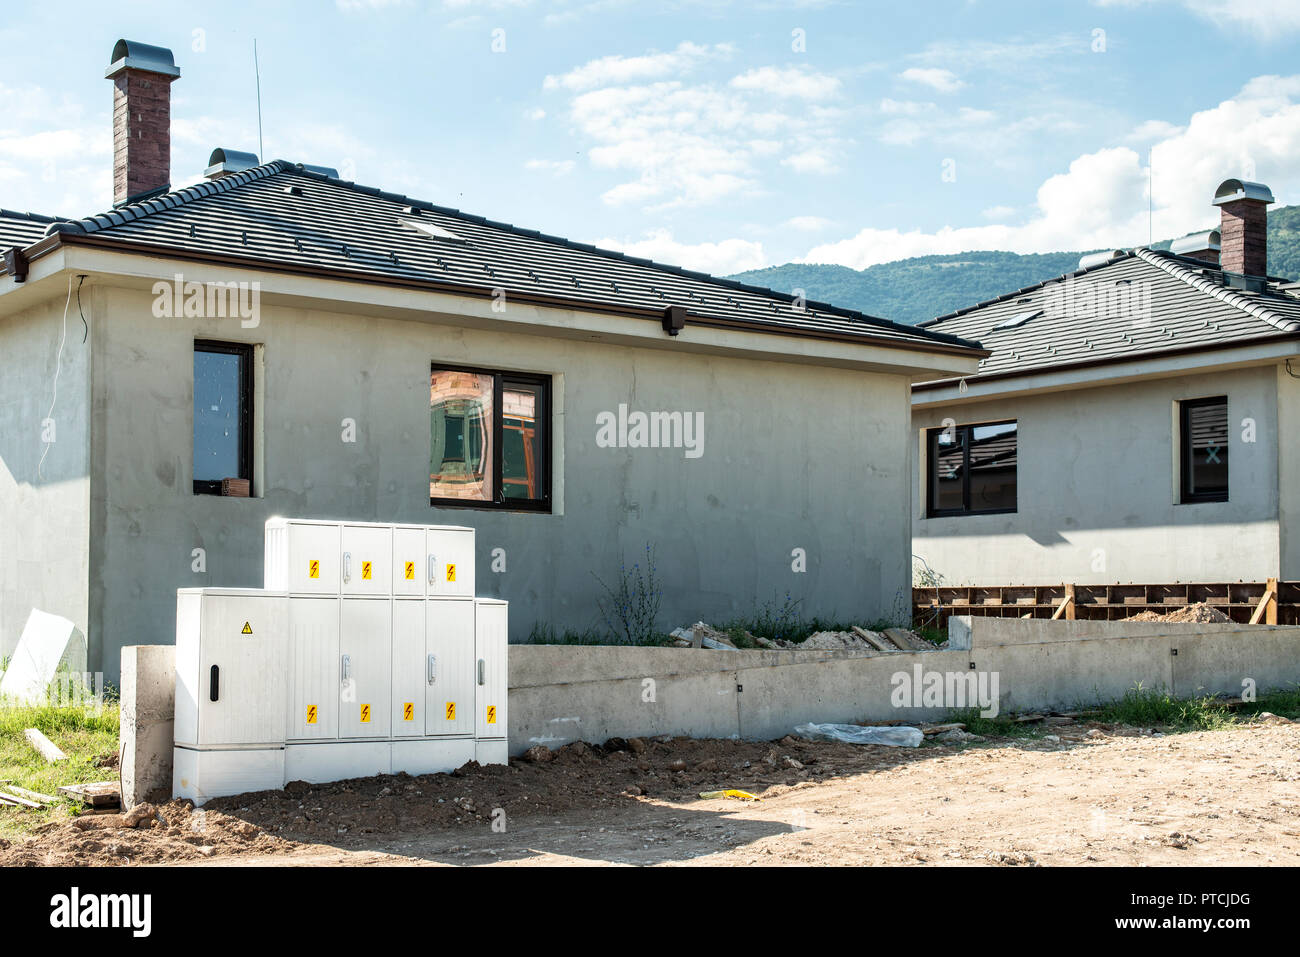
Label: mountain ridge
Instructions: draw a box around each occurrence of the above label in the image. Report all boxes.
[725,205,1300,326]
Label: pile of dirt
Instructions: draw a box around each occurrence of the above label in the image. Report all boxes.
[0,735,939,866]
[1126,602,1232,623]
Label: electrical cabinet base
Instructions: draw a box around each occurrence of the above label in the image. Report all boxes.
[391,737,475,776]
[284,742,391,784]
[475,739,508,766]
[173,747,285,806]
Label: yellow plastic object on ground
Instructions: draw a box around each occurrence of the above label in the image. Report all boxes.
[698,789,759,801]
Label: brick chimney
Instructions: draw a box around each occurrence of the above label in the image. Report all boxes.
[1213,178,1273,277]
[105,40,181,206]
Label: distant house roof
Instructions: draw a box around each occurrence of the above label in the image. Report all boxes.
[0,209,67,248]
[914,247,1300,391]
[4,161,983,358]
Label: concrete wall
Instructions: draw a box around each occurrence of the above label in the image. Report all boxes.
[90,285,916,682]
[0,294,92,661]
[912,366,1281,586]
[119,644,175,807]
[509,623,1300,752]
[1278,363,1300,580]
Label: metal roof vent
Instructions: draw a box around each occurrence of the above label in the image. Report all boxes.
[204,148,259,179]
[299,163,340,179]
[991,309,1041,332]
[398,217,466,242]
[1170,229,1220,256]
[1078,250,1125,270]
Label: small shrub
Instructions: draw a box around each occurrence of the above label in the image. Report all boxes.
[593,544,663,646]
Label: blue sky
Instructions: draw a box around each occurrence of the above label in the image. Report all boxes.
[3,0,1300,273]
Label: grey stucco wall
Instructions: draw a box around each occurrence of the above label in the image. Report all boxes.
[90,285,915,682]
[1278,363,1300,580]
[912,366,1282,586]
[0,294,91,660]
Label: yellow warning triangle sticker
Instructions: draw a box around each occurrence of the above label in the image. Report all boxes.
[241,621,253,635]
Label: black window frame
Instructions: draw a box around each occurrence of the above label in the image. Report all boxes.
[1179,395,1229,504]
[430,363,551,513]
[193,339,253,496]
[925,419,1018,518]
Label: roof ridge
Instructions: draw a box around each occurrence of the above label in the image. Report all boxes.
[47,161,292,237]
[284,166,974,343]
[0,208,69,225]
[1134,247,1300,333]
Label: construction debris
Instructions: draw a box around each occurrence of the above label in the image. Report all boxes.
[57,781,121,809]
[1126,602,1231,623]
[0,785,59,808]
[23,727,66,763]
[668,622,936,653]
[794,722,924,747]
[698,789,760,801]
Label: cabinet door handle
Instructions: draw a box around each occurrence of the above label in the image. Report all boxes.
[427,554,437,586]
[343,551,352,584]
[477,659,485,686]
[341,654,351,682]
[427,654,438,685]
[209,665,220,702]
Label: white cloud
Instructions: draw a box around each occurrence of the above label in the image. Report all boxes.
[524,107,546,120]
[783,215,833,231]
[780,149,837,174]
[802,74,1300,268]
[981,205,1016,220]
[1094,0,1300,37]
[899,67,963,93]
[337,0,409,11]
[543,42,729,92]
[591,227,767,275]
[730,66,841,100]
[525,158,575,175]
[1125,118,1185,142]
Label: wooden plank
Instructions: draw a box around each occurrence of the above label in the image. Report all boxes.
[5,785,59,805]
[851,626,895,652]
[58,781,120,808]
[920,722,966,736]
[1065,584,1076,621]
[1249,585,1277,625]
[24,728,66,763]
[1051,593,1074,620]
[0,790,41,809]
[1267,577,1279,626]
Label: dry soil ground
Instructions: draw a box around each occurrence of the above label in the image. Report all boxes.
[2,719,1298,867]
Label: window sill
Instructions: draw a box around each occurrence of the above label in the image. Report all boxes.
[431,497,551,514]
[924,507,1018,519]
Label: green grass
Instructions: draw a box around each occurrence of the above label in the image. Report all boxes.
[945,684,1300,742]
[524,622,675,646]
[0,699,120,840]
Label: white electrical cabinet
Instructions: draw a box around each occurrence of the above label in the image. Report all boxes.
[175,519,507,805]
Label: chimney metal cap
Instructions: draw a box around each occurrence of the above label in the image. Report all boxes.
[105,39,181,80]
[1078,249,1125,270]
[298,163,341,179]
[204,148,260,178]
[1212,178,1274,206]
[1169,229,1221,255]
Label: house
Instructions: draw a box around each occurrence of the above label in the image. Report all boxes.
[910,179,1300,587]
[0,40,984,681]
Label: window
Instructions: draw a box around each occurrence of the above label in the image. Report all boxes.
[431,366,550,510]
[193,341,252,495]
[1180,396,1228,503]
[926,420,1017,517]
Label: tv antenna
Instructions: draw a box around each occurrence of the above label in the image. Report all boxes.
[254,39,265,161]
[1148,146,1153,246]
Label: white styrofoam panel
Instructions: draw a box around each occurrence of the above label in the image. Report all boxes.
[173,746,285,806]
[391,737,475,776]
[284,741,390,784]
[391,599,425,737]
[339,598,392,739]
[392,526,426,597]
[0,609,87,705]
[196,592,288,747]
[426,598,476,736]
[426,527,475,597]
[474,738,509,767]
[287,597,339,741]
[474,599,508,739]
[342,524,393,597]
